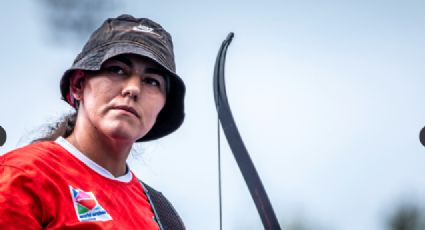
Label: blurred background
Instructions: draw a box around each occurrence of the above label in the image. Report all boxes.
[1,0,425,229]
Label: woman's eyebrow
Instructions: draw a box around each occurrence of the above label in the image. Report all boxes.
[110,56,167,76]
[145,67,167,77]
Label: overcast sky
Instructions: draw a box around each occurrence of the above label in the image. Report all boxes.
[1,1,425,229]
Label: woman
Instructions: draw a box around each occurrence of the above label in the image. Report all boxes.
[0,14,185,229]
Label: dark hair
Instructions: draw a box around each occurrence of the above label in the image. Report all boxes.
[32,112,77,143]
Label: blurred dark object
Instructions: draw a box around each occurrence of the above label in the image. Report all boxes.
[0,125,6,146]
[387,202,425,230]
[419,126,425,147]
[40,0,118,45]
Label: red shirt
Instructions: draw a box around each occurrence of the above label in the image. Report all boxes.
[0,138,159,230]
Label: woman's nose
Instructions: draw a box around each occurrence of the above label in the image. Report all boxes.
[122,75,141,101]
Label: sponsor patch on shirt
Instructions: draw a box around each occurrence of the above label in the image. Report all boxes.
[69,185,112,222]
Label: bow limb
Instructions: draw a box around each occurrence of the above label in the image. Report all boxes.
[213,33,282,230]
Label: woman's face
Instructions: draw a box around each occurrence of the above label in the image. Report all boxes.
[76,54,167,143]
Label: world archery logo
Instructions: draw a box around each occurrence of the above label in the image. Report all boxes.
[69,185,112,222]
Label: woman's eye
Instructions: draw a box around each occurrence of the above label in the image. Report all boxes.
[105,66,126,75]
[143,77,161,87]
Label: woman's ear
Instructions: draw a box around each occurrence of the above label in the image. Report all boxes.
[69,70,86,106]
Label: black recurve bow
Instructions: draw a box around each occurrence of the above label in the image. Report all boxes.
[213,32,282,230]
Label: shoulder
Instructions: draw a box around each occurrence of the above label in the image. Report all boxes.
[0,141,63,195]
[0,142,65,228]
[0,141,66,172]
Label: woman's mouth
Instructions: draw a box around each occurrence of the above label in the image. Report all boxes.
[112,105,140,118]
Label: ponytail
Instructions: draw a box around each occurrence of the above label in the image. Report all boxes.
[32,112,77,143]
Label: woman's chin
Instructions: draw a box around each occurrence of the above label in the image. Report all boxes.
[102,124,146,143]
